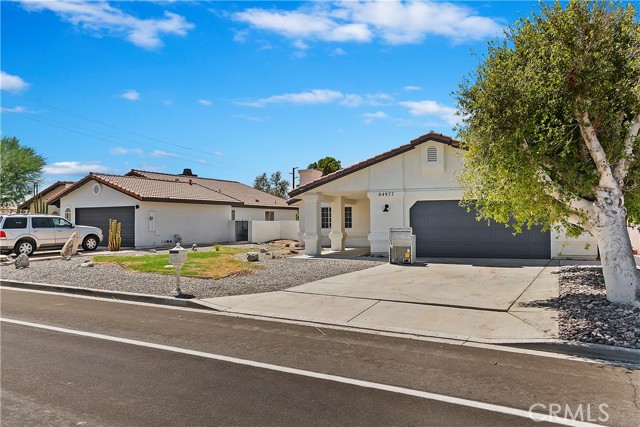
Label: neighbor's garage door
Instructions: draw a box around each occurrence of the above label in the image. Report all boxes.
[410,200,550,259]
[75,206,135,247]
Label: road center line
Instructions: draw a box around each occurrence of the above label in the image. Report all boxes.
[1,317,604,427]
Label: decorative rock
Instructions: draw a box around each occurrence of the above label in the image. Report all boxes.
[247,252,259,262]
[192,244,198,251]
[60,232,81,258]
[80,261,94,268]
[289,250,299,254]
[285,243,291,247]
[164,264,174,269]
[0,255,10,262]
[260,248,268,253]
[149,249,157,253]
[15,254,29,269]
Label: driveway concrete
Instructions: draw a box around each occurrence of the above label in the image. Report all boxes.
[202,258,562,343]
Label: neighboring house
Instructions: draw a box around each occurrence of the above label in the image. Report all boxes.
[48,169,298,248]
[17,181,75,215]
[289,132,598,259]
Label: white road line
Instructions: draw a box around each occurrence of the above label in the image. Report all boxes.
[1,317,604,427]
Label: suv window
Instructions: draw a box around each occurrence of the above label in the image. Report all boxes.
[3,217,27,229]
[31,217,54,228]
[52,217,73,228]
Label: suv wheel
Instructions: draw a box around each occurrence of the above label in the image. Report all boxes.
[82,235,99,251]
[14,240,35,256]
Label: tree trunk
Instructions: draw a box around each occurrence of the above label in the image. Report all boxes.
[591,192,640,307]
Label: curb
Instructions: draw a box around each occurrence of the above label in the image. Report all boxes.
[0,280,218,311]
[2,280,638,366]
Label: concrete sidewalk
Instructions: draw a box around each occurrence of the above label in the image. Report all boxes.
[201,258,563,343]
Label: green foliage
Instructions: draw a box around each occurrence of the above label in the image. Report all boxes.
[253,171,290,199]
[308,157,342,176]
[455,0,640,234]
[0,137,46,207]
[108,219,122,251]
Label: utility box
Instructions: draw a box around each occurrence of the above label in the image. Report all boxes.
[169,243,188,267]
[389,227,416,265]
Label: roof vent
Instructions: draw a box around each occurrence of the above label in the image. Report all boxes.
[181,168,197,177]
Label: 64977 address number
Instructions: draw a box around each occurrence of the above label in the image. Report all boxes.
[378,192,394,197]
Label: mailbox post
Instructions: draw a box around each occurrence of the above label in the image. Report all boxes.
[169,243,188,295]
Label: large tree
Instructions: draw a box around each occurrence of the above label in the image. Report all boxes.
[0,137,46,207]
[308,157,342,176]
[253,171,290,199]
[456,0,640,306]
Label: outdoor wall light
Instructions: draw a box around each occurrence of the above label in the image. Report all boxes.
[135,205,140,209]
[383,204,389,212]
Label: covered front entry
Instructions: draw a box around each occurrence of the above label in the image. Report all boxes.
[410,200,550,259]
[76,206,135,247]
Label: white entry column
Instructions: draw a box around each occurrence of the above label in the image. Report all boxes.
[301,193,322,255]
[329,196,346,251]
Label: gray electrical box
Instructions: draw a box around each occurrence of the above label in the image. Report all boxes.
[389,227,416,265]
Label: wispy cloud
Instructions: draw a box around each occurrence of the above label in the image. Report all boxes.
[0,71,29,92]
[362,111,389,124]
[399,100,458,125]
[119,90,140,101]
[340,92,394,108]
[44,161,110,176]
[20,0,194,49]
[232,114,269,123]
[238,89,343,107]
[330,48,346,56]
[197,99,213,106]
[151,150,177,158]
[109,146,143,156]
[403,85,422,91]
[233,1,502,48]
[1,106,35,114]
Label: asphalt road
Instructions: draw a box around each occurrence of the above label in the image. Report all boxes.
[1,288,638,426]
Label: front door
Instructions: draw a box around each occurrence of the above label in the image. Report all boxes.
[235,221,248,241]
[52,216,75,245]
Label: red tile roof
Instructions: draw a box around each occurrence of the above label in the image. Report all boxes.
[288,132,462,199]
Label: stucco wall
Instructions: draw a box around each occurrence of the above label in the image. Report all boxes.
[249,220,299,243]
[59,180,138,225]
[233,207,297,221]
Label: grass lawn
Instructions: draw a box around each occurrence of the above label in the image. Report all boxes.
[92,246,261,279]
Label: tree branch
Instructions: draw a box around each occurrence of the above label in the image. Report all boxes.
[537,168,593,214]
[576,112,618,189]
[613,111,640,185]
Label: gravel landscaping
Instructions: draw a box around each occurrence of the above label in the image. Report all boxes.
[559,265,640,349]
[0,246,384,299]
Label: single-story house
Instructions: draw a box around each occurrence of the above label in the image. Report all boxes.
[48,169,298,248]
[17,181,74,215]
[289,132,598,259]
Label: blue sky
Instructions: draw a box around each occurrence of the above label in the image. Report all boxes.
[1,1,539,188]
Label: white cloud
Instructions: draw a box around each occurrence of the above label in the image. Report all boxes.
[163,99,173,106]
[362,111,389,124]
[1,106,34,114]
[232,114,269,122]
[293,39,309,50]
[119,90,140,101]
[151,150,177,158]
[20,0,194,49]
[238,89,343,107]
[399,100,458,125]
[44,161,110,176]
[197,99,213,106]
[233,1,501,47]
[109,146,143,156]
[340,92,394,108]
[330,48,346,56]
[0,71,29,92]
[403,85,422,91]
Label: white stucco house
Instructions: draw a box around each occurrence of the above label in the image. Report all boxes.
[289,132,598,259]
[48,169,298,248]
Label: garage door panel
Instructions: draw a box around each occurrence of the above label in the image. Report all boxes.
[410,201,550,259]
[75,207,135,247]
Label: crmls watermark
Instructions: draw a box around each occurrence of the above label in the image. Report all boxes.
[528,403,609,423]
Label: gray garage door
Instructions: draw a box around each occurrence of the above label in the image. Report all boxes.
[409,200,550,259]
[75,206,135,247]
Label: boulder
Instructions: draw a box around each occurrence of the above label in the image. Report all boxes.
[191,244,198,251]
[149,249,157,253]
[15,254,29,269]
[80,261,95,268]
[60,232,81,258]
[0,255,10,263]
[247,252,259,262]
[260,248,268,253]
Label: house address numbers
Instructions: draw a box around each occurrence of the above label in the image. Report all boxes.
[378,192,395,197]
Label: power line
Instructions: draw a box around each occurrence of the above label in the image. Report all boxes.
[2,89,220,157]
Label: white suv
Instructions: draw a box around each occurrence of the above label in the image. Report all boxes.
[0,214,103,256]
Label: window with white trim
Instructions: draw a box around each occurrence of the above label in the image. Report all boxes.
[64,208,72,221]
[231,210,236,221]
[345,207,352,229]
[321,207,331,229]
[265,211,274,221]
